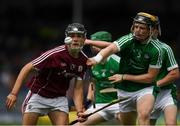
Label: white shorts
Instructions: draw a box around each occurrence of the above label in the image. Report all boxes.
[117,86,154,112]
[22,90,69,116]
[151,89,177,119]
[85,103,119,120]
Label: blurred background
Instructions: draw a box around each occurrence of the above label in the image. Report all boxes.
[0,0,180,125]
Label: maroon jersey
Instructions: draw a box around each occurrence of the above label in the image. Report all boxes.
[26,45,88,98]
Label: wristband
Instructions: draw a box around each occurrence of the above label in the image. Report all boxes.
[93,53,103,63]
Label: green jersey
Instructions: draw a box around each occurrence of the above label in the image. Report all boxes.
[92,54,120,103]
[113,33,163,92]
[154,39,178,90]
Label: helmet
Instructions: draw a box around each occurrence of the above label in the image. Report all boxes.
[90,31,112,41]
[133,12,157,27]
[131,12,158,41]
[154,16,161,36]
[65,23,87,37]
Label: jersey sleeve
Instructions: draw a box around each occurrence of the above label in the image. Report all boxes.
[163,44,179,71]
[113,33,133,51]
[149,41,164,68]
[30,51,54,70]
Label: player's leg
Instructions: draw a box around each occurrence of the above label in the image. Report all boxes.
[150,90,163,125]
[137,94,155,125]
[150,119,157,125]
[116,89,138,125]
[22,91,40,125]
[48,110,69,125]
[82,113,105,125]
[150,109,160,125]
[22,112,40,125]
[164,88,178,125]
[82,104,121,125]
[164,105,177,125]
[153,89,178,125]
[150,97,161,125]
[117,111,137,125]
[48,96,69,125]
[105,103,122,125]
[82,105,122,125]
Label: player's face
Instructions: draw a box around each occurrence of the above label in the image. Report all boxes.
[152,28,159,39]
[68,33,86,50]
[132,22,150,42]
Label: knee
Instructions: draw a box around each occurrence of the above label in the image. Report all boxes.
[138,110,150,120]
[165,118,177,125]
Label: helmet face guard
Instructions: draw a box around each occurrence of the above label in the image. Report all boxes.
[65,23,86,53]
[65,23,87,37]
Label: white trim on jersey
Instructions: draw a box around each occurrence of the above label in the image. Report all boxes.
[167,65,179,71]
[31,45,66,66]
[81,50,88,58]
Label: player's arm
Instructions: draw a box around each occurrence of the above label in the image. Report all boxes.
[157,45,180,87]
[123,67,160,83]
[157,68,180,87]
[109,67,160,84]
[6,62,34,110]
[73,78,84,113]
[73,78,88,122]
[87,43,119,66]
[85,39,111,48]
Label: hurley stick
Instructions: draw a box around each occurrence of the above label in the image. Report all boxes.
[69,97,128,125]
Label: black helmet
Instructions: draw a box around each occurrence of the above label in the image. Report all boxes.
[65,23,87,37]
[154,16,161,36]
[133,12,157,27]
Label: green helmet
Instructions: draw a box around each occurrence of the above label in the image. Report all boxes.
[90,31,112,41]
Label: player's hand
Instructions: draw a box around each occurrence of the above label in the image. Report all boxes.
[6,93,17,110]
[86,58,97,66]
[77,111,88,123]
[109,74,123,83]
